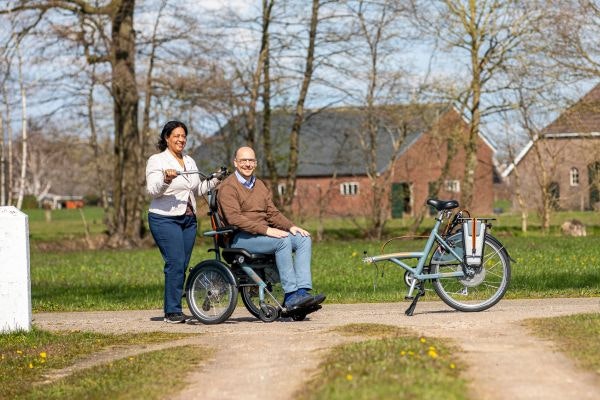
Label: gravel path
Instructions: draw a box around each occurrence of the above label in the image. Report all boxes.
[33,298,600,400]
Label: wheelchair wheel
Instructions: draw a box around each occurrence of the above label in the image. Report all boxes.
[258,304,279,322]
[186,261,238,324]
[240,283,284,320]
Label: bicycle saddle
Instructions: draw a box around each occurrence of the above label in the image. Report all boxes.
[427,198,459,211]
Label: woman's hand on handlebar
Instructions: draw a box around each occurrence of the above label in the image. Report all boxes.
[163,169,178,184]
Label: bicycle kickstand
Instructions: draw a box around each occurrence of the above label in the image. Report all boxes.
[405,283,425,316]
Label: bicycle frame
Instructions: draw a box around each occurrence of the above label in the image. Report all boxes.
[362,209,464,299]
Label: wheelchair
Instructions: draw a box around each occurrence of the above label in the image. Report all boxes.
[184,185,320,324]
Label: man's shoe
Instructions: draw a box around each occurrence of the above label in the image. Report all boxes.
[297,288,326,307]
[164,312,188,324]
[284,291,313,310]
[307,293,326,307]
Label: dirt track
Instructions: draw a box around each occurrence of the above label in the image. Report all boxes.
[33,298,600,400]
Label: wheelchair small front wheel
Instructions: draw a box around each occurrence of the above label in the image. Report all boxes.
[240,283,284,319]
[258,304,279,322]
[186,261,238,324]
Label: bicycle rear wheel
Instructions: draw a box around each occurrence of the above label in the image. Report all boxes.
[186,261,238,324]
[432,233,511,312]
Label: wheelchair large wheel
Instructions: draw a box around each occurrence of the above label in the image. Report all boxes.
[432,233,511,312]
[186,261,238,324]
[240,283,284,320]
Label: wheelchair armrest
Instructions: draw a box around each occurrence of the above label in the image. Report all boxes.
[203,225,238,237]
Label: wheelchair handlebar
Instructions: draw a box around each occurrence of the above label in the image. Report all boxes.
[177,166,229,180]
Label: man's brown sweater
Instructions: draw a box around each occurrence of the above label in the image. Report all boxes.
[217,174,293,235]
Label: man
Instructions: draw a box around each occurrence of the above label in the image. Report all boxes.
[217,146,326,310]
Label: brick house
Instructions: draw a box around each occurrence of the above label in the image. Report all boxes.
[196,103,497,218]
[502,84,600,211]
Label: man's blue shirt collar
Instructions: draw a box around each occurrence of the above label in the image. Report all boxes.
[235,170,255,188]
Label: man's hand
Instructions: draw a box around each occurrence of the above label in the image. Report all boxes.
[266,227,289,238]
[290,226,310,237]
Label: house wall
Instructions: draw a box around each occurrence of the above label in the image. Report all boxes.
[390,111,495,216]
[509,137,600,211]
[290,111,495,218]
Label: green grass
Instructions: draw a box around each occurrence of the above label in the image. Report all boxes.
[525,313,600,375]
[297,324,466,400]
[29,234,600,312]
[0,328,198,399]
[25,207,107,242]
[20,345,205,400]
[21,207,600,311]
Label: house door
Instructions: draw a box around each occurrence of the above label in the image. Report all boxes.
[548,182,560,210]
[589,161,600,209]
[391,182,411,218]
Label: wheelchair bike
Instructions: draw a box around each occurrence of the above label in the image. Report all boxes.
[181,170,320,324]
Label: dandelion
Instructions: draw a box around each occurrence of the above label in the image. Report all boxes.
[128,357,134,361]
[428,349,438,359]
[40,352,47,359]
[419,337,426,344]
[408,351,415,356]
[346,374,353,381]
[28,362,33,369]
[400,351,406,356]
[16,350,23,354]
[352,251,358,257]
[449,363,456,369]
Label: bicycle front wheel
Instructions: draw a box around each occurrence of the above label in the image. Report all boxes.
[186,261,238,324]
[432,233,511,312]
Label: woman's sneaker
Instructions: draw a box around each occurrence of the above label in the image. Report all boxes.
[164,312,188,323]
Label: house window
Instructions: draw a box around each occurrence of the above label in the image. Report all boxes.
[340,182,359,196]
[570,167,579,186]
[277,183,286,196]
[444,180,460,193]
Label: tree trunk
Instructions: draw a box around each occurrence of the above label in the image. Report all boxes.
[105,0,144,247]
[282,0,320,213]
[0,113,4,206]
[16,44,27,210]
[2,85,13,206]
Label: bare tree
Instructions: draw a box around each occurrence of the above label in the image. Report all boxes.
[1,1,146,247]
[337,0,414,239]
[15,41,27,209]
[417,0,540,209]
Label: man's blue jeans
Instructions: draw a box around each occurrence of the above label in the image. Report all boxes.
[148,212,197,314]
[232,232,312,294]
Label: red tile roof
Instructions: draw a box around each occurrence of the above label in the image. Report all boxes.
[543,83,600,134]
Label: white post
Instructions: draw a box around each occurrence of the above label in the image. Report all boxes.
[0,206,31,332]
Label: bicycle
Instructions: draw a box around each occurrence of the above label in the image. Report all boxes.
[362,198,512,316]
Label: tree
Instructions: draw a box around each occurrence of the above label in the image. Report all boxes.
[417,0,539,210]
[335,0,414,238]
[2,0,144,247]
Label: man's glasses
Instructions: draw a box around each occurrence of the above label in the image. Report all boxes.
[236,159,257,165]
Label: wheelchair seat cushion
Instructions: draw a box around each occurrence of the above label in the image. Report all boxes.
[221,248,275,266]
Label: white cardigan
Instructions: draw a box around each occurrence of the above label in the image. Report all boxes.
[146,149,217,216]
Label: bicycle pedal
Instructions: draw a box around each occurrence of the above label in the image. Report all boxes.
[405,296,414,300]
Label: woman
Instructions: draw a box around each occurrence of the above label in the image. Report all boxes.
[146,120,220,323]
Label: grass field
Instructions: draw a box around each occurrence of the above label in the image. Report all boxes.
[23,207,600,311]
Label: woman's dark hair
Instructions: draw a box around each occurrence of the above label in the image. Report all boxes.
[157,120,188,151]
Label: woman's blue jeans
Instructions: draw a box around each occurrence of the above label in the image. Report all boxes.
[148,212,197,314]
[232,231,312,294]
